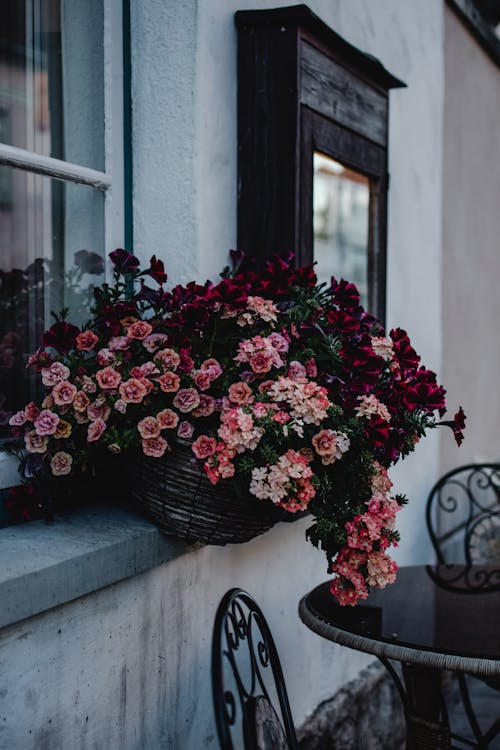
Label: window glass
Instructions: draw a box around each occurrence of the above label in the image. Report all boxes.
[313,152,370,306]
[0,0,105,170]
[0,167,105,435]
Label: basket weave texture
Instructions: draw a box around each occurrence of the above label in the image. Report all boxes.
[131,439,285,545]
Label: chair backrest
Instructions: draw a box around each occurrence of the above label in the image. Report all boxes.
[211,588,298,750]
[426,463,500,564]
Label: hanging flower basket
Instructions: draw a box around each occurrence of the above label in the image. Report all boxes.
[131,439,285,544]
[8,248,466,604]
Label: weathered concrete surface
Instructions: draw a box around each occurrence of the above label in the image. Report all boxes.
[298,661,406,750]
[0,507,188,629]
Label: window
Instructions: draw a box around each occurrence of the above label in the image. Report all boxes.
[0,0,124,484]
[236,4,404,320]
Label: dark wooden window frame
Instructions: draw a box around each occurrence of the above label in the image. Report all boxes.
[236,4,404,321]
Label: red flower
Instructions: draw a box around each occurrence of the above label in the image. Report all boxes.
[403,382,446,413]
[42,321,80,353]
[390,328,420,373]
[330,278,360,309]
[439,406,466,446]
[144,255,167,284]
[109,248,140,273]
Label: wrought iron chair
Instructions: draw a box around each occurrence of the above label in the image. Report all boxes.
[211,588,298,750]
[426,463,500,565]
[426,463,500,748]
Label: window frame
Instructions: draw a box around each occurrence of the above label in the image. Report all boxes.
[235,4,404,321]
[0,0,126,489]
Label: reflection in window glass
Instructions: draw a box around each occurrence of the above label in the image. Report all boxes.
[0,167,104,433]
[313,153,370,306]
[0,0,104,169]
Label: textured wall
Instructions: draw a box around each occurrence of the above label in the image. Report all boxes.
[0,1,451,748]
[441,7,500,471]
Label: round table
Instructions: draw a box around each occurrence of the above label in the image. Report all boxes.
[298,565,500,749]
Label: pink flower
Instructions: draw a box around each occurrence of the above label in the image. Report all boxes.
[50,451,73,476]
[81,376,97,394]
[76,330,99,351]
[193,370,211,391]
[249,351,273,374]
[24,402,40,421]
[73,391,91,413]
[158,371,180,393]
[312,429,350,464]
[305,358,317,378]
[177,421,194,439]
[273,411,290,424]
[87,418,107,442]
[127,321,153,340]
[96,348,116,366]
[130,361,160,379]
[173,388,200,413]
[157,409,179,430]
[119,378,149,404]
[191,394,215,418]
[9,410,26,426]
[96,367,122,390]
[137,416,161,439]
[268,332,289,353]
[41,362,70,386]
[142,436,168,457]
[52,380,77,406]
[108,336,130,351]
[114,399,127,414]
[143,333,169,353]
[228,382,253,405]
[87,397,111,422]
[192,435,217,460]
[34,409,60,436]
[155,348,181,371]
[24,430,48,453]
[287,360,307,380]
[200,358,223,380]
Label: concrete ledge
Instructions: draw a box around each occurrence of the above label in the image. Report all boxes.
[0,507,192,629]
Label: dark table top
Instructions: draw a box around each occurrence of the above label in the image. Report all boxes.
[298,565,500,678]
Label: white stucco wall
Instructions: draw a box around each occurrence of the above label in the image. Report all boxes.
[0,2,453,748]
[441,7,500,471]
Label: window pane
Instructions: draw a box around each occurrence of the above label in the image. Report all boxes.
[0,166,105,435]
[313,152,370,306]
[0,0,104,170]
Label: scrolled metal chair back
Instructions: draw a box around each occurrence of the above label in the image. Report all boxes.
[211,588,298,750]
[426,463,500,565]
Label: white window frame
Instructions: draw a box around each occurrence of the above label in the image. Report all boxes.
[0,0,125,490]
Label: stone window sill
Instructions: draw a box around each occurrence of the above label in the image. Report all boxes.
[0,506,193,630]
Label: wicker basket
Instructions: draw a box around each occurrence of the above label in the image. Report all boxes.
[130,439,285,545]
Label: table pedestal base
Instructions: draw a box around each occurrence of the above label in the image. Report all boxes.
[379,659,452,750]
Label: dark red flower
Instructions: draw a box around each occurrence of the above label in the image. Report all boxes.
[291,265,317,288]
[212,278,248,310]
[109,248,140,273]
[330,278,360,309]
[42,321,80,353]
[390,328,420,373]
[439,406,466,446]
[327,309,361,335]
[144,255,167,284]
[403,382,446,413]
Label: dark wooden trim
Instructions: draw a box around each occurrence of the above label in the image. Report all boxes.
[446,0,500,69]
[236,5,398,322]
[235,4,405,90]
